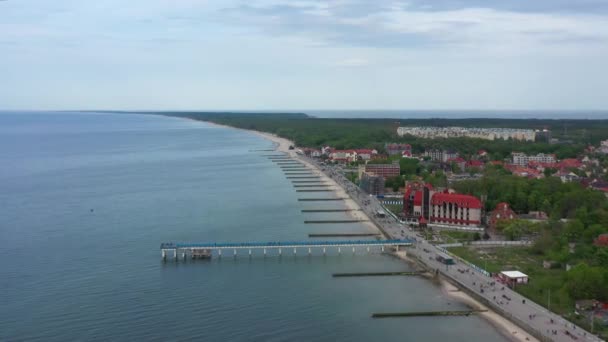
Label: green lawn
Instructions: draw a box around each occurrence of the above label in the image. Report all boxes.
[439,231,478,243]
[448,246,607,338]
[448,246,573,313]
[383,204,402,217]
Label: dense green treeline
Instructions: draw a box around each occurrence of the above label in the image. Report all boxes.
[452,166,607,216]
[156,112,608,159]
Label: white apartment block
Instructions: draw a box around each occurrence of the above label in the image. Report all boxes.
[512,152,556,166]
[397,126,536,142]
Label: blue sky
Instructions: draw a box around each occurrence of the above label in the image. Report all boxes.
[1,0,608,110]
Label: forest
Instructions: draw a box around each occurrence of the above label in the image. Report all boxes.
[157,112,608,160]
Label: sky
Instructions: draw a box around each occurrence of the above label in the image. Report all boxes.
[1,0,608,111]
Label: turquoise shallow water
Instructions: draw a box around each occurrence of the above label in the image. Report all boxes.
[0,112,508,341]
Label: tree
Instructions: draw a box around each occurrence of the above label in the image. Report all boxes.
[563,263,608,300]
[564,219,584,242]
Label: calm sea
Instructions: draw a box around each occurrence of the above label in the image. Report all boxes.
[0,112,507,341]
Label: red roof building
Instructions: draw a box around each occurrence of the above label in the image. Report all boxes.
[403,183,482,227]
[595,234,608,247]
[488,202,517,229]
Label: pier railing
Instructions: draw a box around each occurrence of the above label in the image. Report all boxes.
[160,239,414,259]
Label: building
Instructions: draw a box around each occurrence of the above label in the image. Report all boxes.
[397,126,535,141]
[365,163,400,178]
[359,173,385,195]
[466,160,485,170]
[386,143,412,156]
[499,271,529,287]
[354,149,378,161]
[534,129,552,142]
[595,234,608,247]
[329,150,357,163]
[488,202,517,229]
[600,140,608,154]
[402,183,482,227]
[511,152,556,167]
[424,149,458,162]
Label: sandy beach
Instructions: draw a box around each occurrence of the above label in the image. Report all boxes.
[211,122,537,342]
[249,129,377,231]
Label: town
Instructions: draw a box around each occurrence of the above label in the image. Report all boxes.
[294,131,608,339]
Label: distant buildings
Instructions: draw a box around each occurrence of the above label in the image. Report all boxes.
[599,140,608,154]
[397,126,537,142]
[511,152,556,167]
[424,149,458,162]
[534,129,552,142]
[328,149,378,163]
[403,183,482,227]
[386,143,412,156]
[365,163,400,178]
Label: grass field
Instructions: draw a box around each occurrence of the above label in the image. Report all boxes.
[448,246,572,313]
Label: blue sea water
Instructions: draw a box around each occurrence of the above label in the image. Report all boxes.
[0,112,508,341]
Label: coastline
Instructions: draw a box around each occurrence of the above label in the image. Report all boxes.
[206,120,537,342]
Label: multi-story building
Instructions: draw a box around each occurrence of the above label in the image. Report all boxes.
[359,173,385,195]
[403,183,482,227]
[386,143,412,156]
[329,150,357,163]
[424,149,458,162]
[397,126,536,141]
[365,163,400,178]
[512,152,556,166]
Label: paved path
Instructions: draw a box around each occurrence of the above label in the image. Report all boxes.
[300,156,603,342]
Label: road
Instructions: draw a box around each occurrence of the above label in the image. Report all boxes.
[299,156,603,342]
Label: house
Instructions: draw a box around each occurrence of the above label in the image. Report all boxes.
[488,202,517,229]
[498,271,529,287]
[354,149,378,161]
[595,234,608,247]
[386,143,412,156]
[401,150,414,158]
[447,157,466,172]
[329,150,357,163]
[478,149,488,158]
[505,164,543,179]
[466,160,485,170]
[557,171,581,183]
[558,158,583,170]
[321,146,334,155]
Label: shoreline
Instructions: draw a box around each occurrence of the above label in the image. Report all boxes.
[205,120,537,342]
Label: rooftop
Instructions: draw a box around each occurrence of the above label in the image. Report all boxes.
[501,270,528,278]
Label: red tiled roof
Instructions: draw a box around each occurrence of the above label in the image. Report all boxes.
[467,160,484,167]
[558,159,583,169]
[431,193,482,209]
